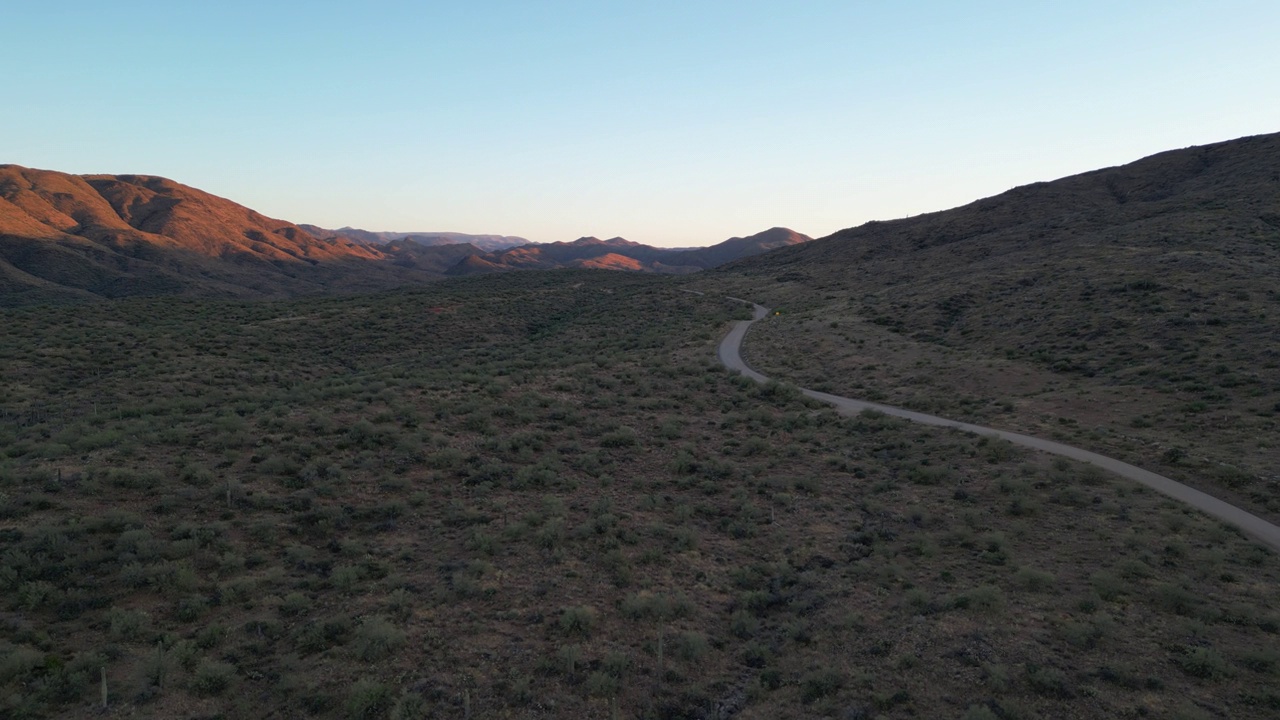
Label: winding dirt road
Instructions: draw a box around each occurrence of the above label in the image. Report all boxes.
[718,299,1280,553]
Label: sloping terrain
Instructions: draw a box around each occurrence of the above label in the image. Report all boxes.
[1,271,1277,718]
[0,164,809,305]
[300,226,529,252]
[447,237,675,275]
[0,167,465,305]
[379,239,483,274]
[663,227,811,269]
[704,131,1280,522]
[448,228,811,276]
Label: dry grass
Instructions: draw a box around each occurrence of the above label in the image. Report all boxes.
[1,270,1277,718]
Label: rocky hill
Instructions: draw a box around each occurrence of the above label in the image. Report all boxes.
[0,166,457,305]
[0,164,808,305]
[709,131,1280,521]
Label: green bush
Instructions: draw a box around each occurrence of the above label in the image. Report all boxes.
[330,564,366,591]
[956,585,1004,612]
[800,668,843,703]
[1240,647,1278,674]
[391,690,430,720]
[674,631,709,661]
[599,428,638,448]
[1179,647,1231,679]
[1014,566,1056,592]
[1026,664,1072,697]
[346,678,393,719]
[559,606,596,637]
[585,670,619,697]
[352,615,405,661]
[190,659,235,696]
[107,607,150,641]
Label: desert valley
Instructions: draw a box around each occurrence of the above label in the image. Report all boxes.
[1,132,1279,719]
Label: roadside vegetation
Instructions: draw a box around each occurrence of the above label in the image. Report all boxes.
[2,270,1278,718]
[699,132,1280,524]
[703,269,1280,528]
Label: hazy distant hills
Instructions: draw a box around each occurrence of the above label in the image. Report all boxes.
[449,227,812,276]
[0,165,808,305]
[298,225,530,252]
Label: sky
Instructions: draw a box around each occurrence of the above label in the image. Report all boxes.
[6,1,1279,247]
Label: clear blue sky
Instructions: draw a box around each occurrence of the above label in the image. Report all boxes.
[7,1,1278,246]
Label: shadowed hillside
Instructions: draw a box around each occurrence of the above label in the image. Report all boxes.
[0,167,495,305]
[705,131,1280,521]
[1,165,810,305]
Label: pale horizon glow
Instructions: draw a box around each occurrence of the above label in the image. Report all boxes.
[7,1,1279,247]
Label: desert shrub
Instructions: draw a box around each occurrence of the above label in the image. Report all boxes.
[800,668,843,703]
[908,465,950,485]
[963,705,1000,720]
[1179,647,1230,679]
[730,610,759,639]
[980,437,1018,463]
[1026,664,1072,697]
[330,564,366,591]
[195,623,226,649]
[585,670,619,697]
[190,659,235,696]
[1014,566,1056,592]
[1240,647,1279,674]
[391,690,430,720]
[559,606,596,637]
[956,585,1004,612]
[658,420,683,439]
[346,678,393,719]
[172,594,208,623]
[673,631,709,661]
[294,615,353,654]
[278,592,312,617]
[352,615,405,661]
[466,529,496,556]
[600,428,638,448]
[17,580,58,610]
[108,607,151,641]
[1155,583,1201,616]
[385,588,413,620]
[258,454,300,476]
[1090,571,1128,601]
[601,650,630,678]
[0,644,43,682]
[620,592,691,621]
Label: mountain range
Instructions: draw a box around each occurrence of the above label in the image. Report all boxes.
[448,227,811,276]
[0,165,809,306]
[297,226,530,252]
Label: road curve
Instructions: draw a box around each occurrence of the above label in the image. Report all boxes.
[718,299,1280,553]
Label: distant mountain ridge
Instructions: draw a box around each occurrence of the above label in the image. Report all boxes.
[447,227,811,276]
[299,225,530,252]
[0,165,482,305]
[0,164,808,305]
